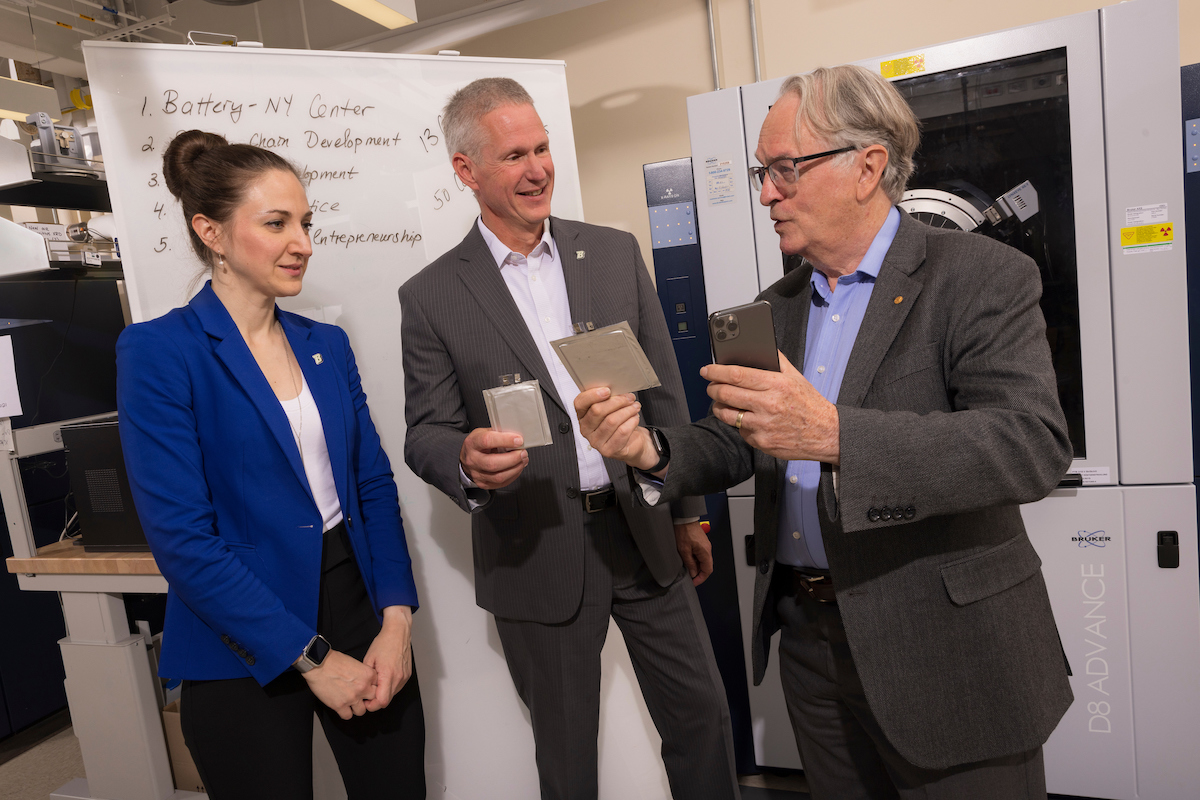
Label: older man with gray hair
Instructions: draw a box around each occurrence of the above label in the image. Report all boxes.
[399,77,739,799]
[576,65,1074,799]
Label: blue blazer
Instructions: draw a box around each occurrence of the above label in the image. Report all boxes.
[117,282,418,685]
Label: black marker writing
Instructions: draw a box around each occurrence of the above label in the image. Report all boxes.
[304,129,401,154]
[301,164,360,182]
[265,95,293,116]
[249,132,290,148]
[312,228,421,249]
[308,94,375,119]
[162,90,245,124]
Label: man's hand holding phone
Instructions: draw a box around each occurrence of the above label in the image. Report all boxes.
[702,352,840,465]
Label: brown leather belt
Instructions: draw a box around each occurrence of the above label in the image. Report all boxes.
[582,487,617,513]
[791,568,837,604]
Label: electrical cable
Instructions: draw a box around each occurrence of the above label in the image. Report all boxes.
[27,7,43,68]
[59,510,79,540]
[35,0,119,29]
[298,0,311,49]
[70,0,140,23]
[21,459,69,479]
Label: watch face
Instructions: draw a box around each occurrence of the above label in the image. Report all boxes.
[650,428,664,457]
[309,635,331,665]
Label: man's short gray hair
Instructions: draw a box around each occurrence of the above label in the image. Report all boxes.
[442,77,535,160]
[779,65,920,204]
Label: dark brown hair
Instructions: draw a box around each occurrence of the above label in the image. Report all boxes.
[162,130,304,268]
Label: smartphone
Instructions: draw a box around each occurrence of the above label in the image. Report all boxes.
[708,300,780,372]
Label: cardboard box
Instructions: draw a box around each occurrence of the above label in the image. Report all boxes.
[161,700,206,793]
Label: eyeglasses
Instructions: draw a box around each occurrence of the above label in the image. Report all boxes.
[748,146,857,191]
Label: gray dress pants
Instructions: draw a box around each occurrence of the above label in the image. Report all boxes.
[776,585,1047,800]
[494,503,740,800]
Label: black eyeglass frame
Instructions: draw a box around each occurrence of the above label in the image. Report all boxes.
[748,145,857,190]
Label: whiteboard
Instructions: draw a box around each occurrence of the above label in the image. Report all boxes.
[84,41,672,800]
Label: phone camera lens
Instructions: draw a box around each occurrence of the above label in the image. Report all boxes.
[715,330,726,341]
[727,320,739,332]
[714,318,725,328]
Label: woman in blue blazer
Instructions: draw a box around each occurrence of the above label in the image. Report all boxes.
[117,130,424,799]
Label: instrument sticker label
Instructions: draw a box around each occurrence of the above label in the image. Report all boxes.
[880,54,925,79]
[1069,467,1111,486]
[1121,203,1172,254]
[704,156,736,206]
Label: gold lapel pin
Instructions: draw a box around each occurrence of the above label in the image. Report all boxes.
[576,250,585,260]
[893,296,904,305]
[313,354,324,365]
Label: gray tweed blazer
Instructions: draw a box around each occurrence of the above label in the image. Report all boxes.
[399,217,705,624]
[656,210,1075,770]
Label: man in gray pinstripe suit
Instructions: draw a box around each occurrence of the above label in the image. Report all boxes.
[577,66,1073,799]
[399,78,739,800]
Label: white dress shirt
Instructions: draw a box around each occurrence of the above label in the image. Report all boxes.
[471,217,611,492]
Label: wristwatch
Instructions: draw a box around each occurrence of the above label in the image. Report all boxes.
[642,426,671,474]
[294,634,331,673]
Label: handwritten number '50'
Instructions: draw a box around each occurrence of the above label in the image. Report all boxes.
[433,188,451,210]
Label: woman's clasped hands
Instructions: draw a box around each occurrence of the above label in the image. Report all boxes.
[300,605,413,720]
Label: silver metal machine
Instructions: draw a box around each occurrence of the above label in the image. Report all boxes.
[684,0,1200,797]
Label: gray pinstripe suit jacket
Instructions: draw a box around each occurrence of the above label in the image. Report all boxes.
[399,217,705,624]
[654,211,1075,770]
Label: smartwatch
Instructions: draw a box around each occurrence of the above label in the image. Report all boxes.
[642,426,671,474]
[294,634,331,673]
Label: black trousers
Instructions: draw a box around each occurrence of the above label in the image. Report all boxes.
[180,523,425,799]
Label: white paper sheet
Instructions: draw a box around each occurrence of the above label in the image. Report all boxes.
[0,336,23,418]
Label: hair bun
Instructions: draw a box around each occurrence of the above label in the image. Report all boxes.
[162,129,229,200]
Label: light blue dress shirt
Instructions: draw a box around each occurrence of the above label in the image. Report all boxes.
[777,206,901,569]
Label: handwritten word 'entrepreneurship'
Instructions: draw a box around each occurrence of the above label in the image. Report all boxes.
[312,229,421,249]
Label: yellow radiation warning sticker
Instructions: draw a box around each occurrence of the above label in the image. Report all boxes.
[880,55,926,79]
[1121,204,1173,254]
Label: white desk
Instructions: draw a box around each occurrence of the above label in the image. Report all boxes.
[6,541,201,800]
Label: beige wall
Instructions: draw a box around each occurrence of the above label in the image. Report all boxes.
[441,0,717,269]
[444,0,1200,276]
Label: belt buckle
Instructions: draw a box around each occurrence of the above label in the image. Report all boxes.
[796,571,834,603]
[584,489,609,513]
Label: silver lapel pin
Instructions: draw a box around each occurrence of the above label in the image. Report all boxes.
[312,354,324,365]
